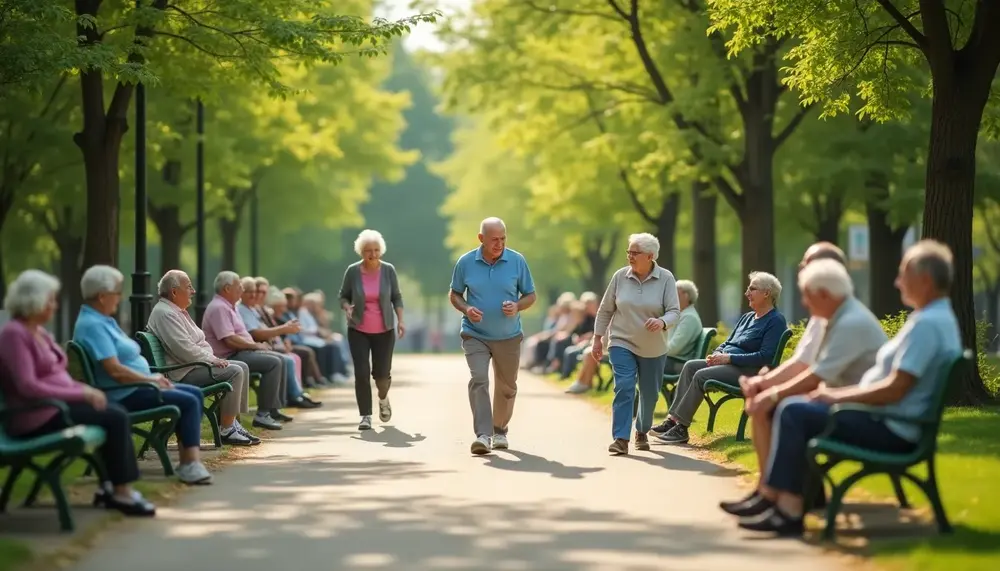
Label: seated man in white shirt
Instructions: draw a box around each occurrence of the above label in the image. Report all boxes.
[146,270,259,446]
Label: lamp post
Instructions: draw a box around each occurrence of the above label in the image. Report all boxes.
[250,184,259,276]
[194,99,208,323]
[128,76,153,335]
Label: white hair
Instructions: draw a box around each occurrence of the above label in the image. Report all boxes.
[239,276,257,291]
[798,259,854,299]
[479,217,506,234]
[4,270,60,318]
[580,291,599,303]
[354,229,387,256]
[157,270,189,298]
[904,239,954,292]
[749,271,782,305]
[556,291,577,307]
[302,292,322,305]
[266,286,286,306]
[213,271,241,293]
[676,279,699,305]
[80,265,124,300]
[628,233,660,260]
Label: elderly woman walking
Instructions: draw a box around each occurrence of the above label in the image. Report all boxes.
[0,270,157,516]
[339,229,405,430]
[592,233,680,455]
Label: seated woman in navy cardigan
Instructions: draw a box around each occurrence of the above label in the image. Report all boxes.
[655,271,787,444]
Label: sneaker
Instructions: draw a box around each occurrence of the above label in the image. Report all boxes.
[378,397,392,422]
[176,462,213,485]
[271,409,294,423]
[737,506,805,536]
[252,413,282,430]
[650,418,677,435]
[608,438,628,455]
[234,421,261,445]
[635,431,650,451]
[720,491,773,517]
[470,435,491,455]
[221,425,255,447]
[564,381,590,394]
[492,433,508,450]
[359,415,372,430]
[656,423,689,444]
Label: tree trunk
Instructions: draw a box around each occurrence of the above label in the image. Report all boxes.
[922,77,993,404]
[866,171,907,319]
[219,216,240,272]
[654,193,680,271]
[814,191,843,245]
[579,232,618,293]
[150,203,185,276]
[57,231,84,326]
[692,180,719,325]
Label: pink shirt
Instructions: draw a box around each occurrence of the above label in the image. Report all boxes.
[201,294,253,358]
[0,320,88,435]
[357,267,388,334]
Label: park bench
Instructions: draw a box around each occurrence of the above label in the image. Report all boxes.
[0,393,108,532]
[701,328,793,441]
[66,341,181,477]
[804,349,970,540]
[135,331,233,449]
[660,327,718,406]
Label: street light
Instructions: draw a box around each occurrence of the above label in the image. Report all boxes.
[250,183,259,276]
[195,98,208,323]
[129,75,152,335]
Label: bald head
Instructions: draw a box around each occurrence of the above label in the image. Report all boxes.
[479,217,506,234]
[478,217,508,261]
[799,242,847,271]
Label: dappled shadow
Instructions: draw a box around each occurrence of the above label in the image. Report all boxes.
[933,407,1000,458]
[480,450,603,480]
[622,449,742,477]
[351,426,427,448]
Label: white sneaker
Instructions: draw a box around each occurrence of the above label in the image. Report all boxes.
[378,398,392,422]
[492,434,508,450]
[359,415,372,430]
[331,373,351,385]
[565,381,590,394]
[176,462,212,485]
[470,435,491,455]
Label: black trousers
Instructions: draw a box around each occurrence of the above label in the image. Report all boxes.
[347,328,396,416]
[27,401,139,486]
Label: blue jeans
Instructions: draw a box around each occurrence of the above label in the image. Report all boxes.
[280,354,304,400]
[609,346,667,440]
[120,383,203,449]
[765,396,916,494]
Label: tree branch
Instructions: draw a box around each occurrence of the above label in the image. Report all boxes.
[875,0,928,49]
[774,104,814,149]
[518,0,619,22]
[712,175,743,213]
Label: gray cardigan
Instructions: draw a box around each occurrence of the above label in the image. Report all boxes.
[338,261,403,332]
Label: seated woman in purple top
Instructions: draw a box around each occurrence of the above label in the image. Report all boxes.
[655,271,788,444]
[0,270,155,517]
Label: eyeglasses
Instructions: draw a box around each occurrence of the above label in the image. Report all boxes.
[746,286,760,292]
[626,250,645,258]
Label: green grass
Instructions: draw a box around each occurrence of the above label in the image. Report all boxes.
[0,538,33,571]
[547,368,1000,571]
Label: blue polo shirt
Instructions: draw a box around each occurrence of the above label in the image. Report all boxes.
[450,247,535,341]
[72,304,153,401]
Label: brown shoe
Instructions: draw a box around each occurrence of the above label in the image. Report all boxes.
[635,431,650,451]
[608,438,628,455]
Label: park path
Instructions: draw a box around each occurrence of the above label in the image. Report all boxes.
[68,355,843,571]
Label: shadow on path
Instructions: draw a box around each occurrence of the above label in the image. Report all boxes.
[351,426,427,448]
[481,449,604,479]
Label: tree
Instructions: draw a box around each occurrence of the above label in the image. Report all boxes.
[708,0,1000,403]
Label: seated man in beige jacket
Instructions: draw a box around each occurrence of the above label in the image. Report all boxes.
[147,270,258,447]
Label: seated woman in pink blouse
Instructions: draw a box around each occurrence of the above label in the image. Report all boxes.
[0,270,155,517]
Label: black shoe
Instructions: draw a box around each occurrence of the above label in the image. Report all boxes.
[290,396,322,409]
[93,489,156,517]
[271,409,294,423]
[721,491,774,517]
[655,423,689,444]
[650,418,677,435]
[738,506,804,536]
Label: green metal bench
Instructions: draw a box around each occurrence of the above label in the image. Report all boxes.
[661,327,717,406]
[804,349,970,540]
[135,331,233,449]
[66,341,181,476]
[702,328,793,441]
[0,394,108,532]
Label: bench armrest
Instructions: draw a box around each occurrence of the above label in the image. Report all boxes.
[820,403,934,439]
[0,398,74,426]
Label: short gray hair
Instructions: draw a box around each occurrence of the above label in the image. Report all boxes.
[214,271,240,293]
[157,270,189,298]
[240,276,257,291]
[749,271,782,305]
[904,239,954,292]
[676,279,699,305]
[580,291,599,303]
[265,286,286,306]
[80,265,123,300]
[628,233,660,260]
[4,270,60,318]
[798,259,853,299]
[479,217,506,234]
[354,229,387,256]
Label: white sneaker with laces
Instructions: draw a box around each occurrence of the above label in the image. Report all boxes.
[470,435,491,455]
[492,434,509,450]
[176,462,213,485]
[359,415,372,430]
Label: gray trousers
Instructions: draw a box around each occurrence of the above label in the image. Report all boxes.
[462,334,522,438]
[668,359,754,426]
[230,350,287,412]
[178,363,250,418]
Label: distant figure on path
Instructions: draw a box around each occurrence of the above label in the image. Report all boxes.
[449,217,537,455]
[339,229,405,431]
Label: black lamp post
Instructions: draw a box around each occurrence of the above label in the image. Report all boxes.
[129,76,153,335]
[250,183,259,276]
[194,99,208,323]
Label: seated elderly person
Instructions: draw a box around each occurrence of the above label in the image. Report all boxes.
[146,270,259,446]
[236,277,319,409]
[560,292,599,380]
[657,271,788,444]
[294,291,350,383]
[72,265,212,485]
[202,271,288,430]
[262,286,327,388]
[720,258,886,518]
[0,270,156,516]
[737,240,961,535]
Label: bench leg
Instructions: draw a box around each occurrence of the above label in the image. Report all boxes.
[149,420,176,477]
[922,460,952,534]
[890,474,910,509]
[735,412,749,441]
[205,400,223,448]
[24,454,70,508]
[823,468,869,541]
[0,462,24,512]
[704,396,721,433]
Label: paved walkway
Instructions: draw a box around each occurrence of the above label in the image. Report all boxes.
[69,355,842,571]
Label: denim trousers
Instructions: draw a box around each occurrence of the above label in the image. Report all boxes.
[609,346,667,440]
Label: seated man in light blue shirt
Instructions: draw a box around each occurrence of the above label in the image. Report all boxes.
[738,240,963,536]
[664,279,704,373]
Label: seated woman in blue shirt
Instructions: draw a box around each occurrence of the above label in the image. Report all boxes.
[72,265,213,486]
[656,271,788,444]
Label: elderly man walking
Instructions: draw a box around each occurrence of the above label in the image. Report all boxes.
[146,270,259,446]
[450,217,537,455]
